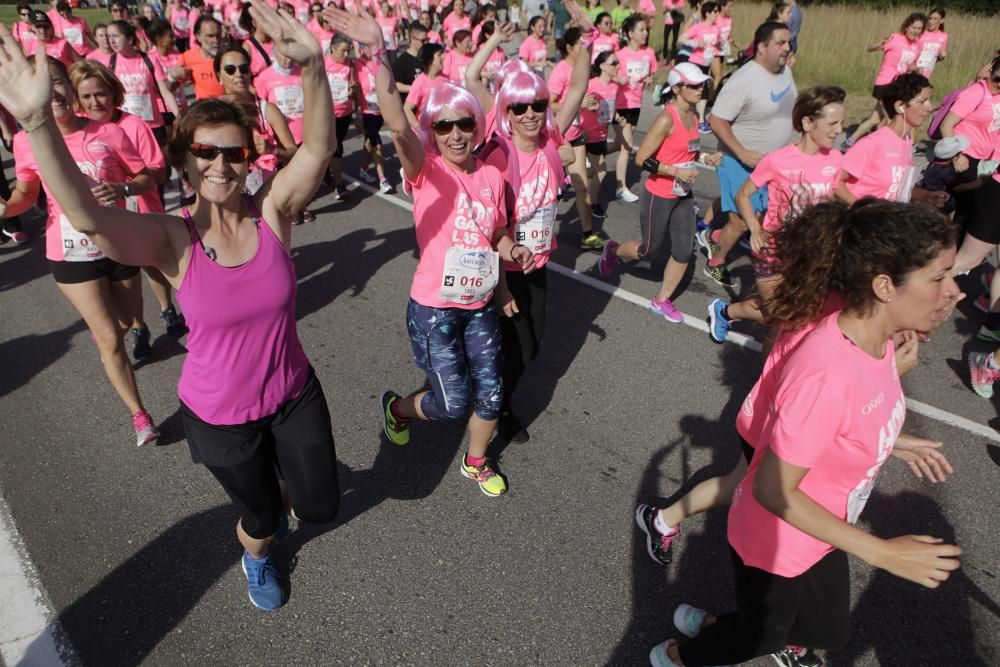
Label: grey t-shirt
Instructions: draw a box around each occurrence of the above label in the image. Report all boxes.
[710,60,796,159]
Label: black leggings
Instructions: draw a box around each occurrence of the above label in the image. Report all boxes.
[663,15,683,61]
[0,170,22,235]
[500,267,547,413]
[183,373,340,540]
[678,547,851,666]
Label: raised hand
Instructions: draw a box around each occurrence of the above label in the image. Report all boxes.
[495,21,515,43]
[0,25,53,127]
[323,4,383,47]
[564,0,594,33]
[249,0,322,64]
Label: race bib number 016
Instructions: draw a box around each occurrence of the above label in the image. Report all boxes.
[439,247,499,304]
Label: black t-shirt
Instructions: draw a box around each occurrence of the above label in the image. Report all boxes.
[393,51,423,86]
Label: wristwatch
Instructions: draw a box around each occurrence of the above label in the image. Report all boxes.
[123,182,133,197]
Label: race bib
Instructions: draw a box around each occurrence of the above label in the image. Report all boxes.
[702,46,716,62]
[515,205,555,254]
[439,246,499,304]
[365,91,380,114]
[846,478,875,525]
[328,75,350,103]
[917,49,937,72]
[123,93,154,121]
[275,85,304,118]
[63,26,83,45]
[597,98,613,125]
[671,161,696,197]
[895,166,919,203]
[245,166,266,194]
[626,60,649,83]
[125,195,139,212]
[381,25,397,50]
[174,15,189,30]
[60,214,104,262]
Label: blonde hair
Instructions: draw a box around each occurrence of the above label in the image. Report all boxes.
[68,60,125,108]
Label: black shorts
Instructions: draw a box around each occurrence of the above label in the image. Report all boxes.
[586,140,608,156]
[696,63,711,76]
[569,134,587,148]
[182,368,340,538]
[617,108,640,126]
[362,113,384,145]
[966,177,1000,245]
[49,258,139,285]
[333,114,352,158]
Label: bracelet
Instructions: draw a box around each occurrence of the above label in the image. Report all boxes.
[510,243,526,258]
[371,45,389,72]
[20,114,51,133]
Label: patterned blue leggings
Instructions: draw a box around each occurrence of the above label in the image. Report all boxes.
[406,299,504,422]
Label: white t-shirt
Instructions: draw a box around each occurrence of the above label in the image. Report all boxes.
[710,59,796,159]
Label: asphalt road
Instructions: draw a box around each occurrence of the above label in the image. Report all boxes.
[1,100,999,667]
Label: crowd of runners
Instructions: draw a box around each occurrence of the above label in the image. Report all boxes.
[0,0,996,663]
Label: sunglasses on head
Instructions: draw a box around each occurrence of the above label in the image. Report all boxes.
[431,117,477,135]
[189,143,250,163]
[222,63,250,75]
[507,99,549,115]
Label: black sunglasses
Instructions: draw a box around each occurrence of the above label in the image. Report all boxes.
[431,117,477,135]
[189,143,250,163]
[507,99,549,116]
[222,63,250,75]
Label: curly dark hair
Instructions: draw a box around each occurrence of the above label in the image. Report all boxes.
[880,72,931,119]
[164,99,260,169]
[766,198,956,333]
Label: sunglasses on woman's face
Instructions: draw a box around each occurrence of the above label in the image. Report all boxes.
[507,99,549,116]
[189,143,250,163]
[431,117,477,135]
[605,60,619,67]
[20,11,30,17]
[222,63,250,75]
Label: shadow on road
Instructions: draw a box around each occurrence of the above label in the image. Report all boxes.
[0,319,88,399]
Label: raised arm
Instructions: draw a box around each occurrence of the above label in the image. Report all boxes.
[465,21,513,113]
[0,35,179,272]
[325,5,424,179]
[253,0,334,221]
[554,1,593,135]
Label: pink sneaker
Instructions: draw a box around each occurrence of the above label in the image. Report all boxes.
[598,240,619,279]
[650,296,684,323]
[132,410,160,447]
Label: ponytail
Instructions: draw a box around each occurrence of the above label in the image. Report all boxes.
[767,199,956,333]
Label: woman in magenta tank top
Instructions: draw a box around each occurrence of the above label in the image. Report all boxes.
[0,1,336,612]
[597,62,721,322]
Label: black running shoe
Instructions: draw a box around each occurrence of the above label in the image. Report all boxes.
[634,504,679,566]
[160,306,189,338]
[770,647,824,667]
[129,326,151,362]
[591,203,607,219]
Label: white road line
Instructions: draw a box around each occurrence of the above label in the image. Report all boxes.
[0,494,72,667]
[343,173,1000,445]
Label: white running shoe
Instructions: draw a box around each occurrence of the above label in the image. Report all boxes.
[616,187,640,203]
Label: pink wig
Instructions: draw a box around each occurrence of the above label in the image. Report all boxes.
[495,71,558,138]
[493,58,531,93]
[418,82,486,153]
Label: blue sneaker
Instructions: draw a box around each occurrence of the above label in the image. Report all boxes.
[241,552,286,611]
[708,298,732,344]
[673,603,708,638]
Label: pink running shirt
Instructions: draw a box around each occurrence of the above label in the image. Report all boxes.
[405,154,508,309]
[518,35,548,66]
[115,112,167,213]
[171,7,191,39]
[307,19,335,53]
[482,48,506,80]
[683,22,720,66]
[13,121,146,262]
[354,57,381,115]
[377,16,400,50]
[443,49,473,84]
[750,143,843,234]
[548,60,583,143]
[86,49,113,66]
[405,72,445,112]
[24,39,77,69]
[644,104,699,199]
[53,15,91,56]
[950,81,1000,161]
[112,52,168,128]
[442,12,471,42]
[842,126,914,202]
[256,64,305,144]
[484,139,562,271]
[662,0,685,24]
[917,30,948,78]
[590,33,619,63]
[579,77,619,143]
[324,57,354,118]
[728,311,904,577]
[616,46,657,109]
[874,33,920,86]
